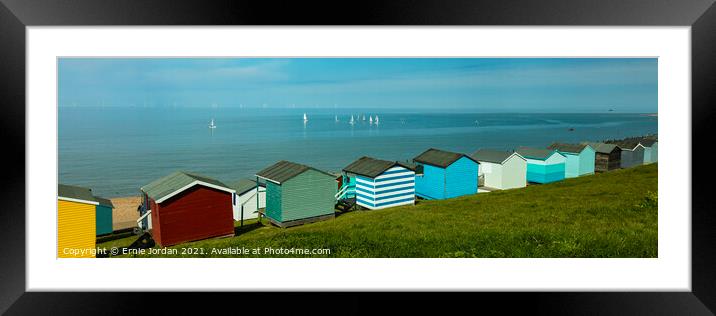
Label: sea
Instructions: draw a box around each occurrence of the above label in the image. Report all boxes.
[58,107,658,198]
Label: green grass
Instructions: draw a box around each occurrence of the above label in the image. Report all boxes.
[99,164,657,258]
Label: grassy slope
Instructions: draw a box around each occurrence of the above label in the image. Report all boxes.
[99,164,657,258]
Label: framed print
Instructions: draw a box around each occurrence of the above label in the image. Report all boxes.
[2,0,716,314]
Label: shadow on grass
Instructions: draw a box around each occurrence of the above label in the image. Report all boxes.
[234,221,265,235]
[334,208,354,218]
[96,230,136,243]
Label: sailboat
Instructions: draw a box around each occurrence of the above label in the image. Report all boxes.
[362,114,366,121]
[208,118,217,129]
[375,115,380,125]
[335,115,339,122]
[303,113,308,123]
[349,115,355,125]
[369,116,373,124]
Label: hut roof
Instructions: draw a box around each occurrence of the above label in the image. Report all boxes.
[547,143,588,154]
[343,156,415,178]
[227,179,265,196]
[639,138,657,147]
[93,196,114,208]
[470,149,518,164]
[413,148,477,168]
[605,139,642,150]
[256,160,334,184]
[516,147,560,160]
[583,142,620,154]
[141,171,233,202]
[58,184,99,205]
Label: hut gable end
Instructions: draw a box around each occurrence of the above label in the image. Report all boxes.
[141,171,234,203]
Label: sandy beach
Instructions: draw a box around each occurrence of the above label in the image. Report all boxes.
[110,196,141,231]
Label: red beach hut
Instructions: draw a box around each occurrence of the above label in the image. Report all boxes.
[140,171,236,247]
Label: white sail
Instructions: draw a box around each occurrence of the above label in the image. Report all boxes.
[209,118,216,129]
[303,113,308,122]
[335,115,339,122]
[362,114,366,121]
[349,115,355,125]
[369,116,373,124]
[375,115,380,124]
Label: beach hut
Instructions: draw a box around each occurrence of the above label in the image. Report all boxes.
[256,161,337,227]
[140,171,235,247]
[515,147,567,184]
[342,156,416,209]
[412,148,479,199]
[228,179,265,222]
[547,143,596,178]
[584,142,622,172]
[93,196,114,236]
[470,149,527,191]
[606,139,645,168]
[639,138,658,164]
[58,184,99,258]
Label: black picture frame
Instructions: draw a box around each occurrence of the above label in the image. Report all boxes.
[1,0,714,314]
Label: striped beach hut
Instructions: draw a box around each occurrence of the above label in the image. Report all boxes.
[584,142,622,172]
[93,196,114,236]
[516,147,567,184]
[140,171,236,247]
[547,143,596,178]
[342,156,416,209]
[58,184,99,258]
[412,148,479,199]
[470,149,527,191]
[256,161,337,227]
[606,139,645,168]
[640,138,658,164]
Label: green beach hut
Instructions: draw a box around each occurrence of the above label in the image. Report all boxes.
[547,143,596,178]
[256,160,338,228]
[93,196,114,236]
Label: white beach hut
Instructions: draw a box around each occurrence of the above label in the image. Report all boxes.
[470,149,527,191]
[228,179,266,221]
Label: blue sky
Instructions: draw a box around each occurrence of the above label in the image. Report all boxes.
[58,58,657,112]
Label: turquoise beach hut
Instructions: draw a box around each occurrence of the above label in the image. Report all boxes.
[412,148,479,200]
[547,143,596,178]
[342,156,416,210]
[516,147,567,184]
[93,196,114,236]
[640,138,658,164]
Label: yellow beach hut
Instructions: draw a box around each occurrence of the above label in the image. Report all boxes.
[58,184,98,258]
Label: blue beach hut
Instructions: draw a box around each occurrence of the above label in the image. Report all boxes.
[412,148,479,200]
[547,143,596,178]
[342,157,416,210]
[516,147,567,184]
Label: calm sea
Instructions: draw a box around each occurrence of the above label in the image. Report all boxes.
[58,107,657,197]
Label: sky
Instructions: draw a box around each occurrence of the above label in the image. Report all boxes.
[58,58,657,113]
